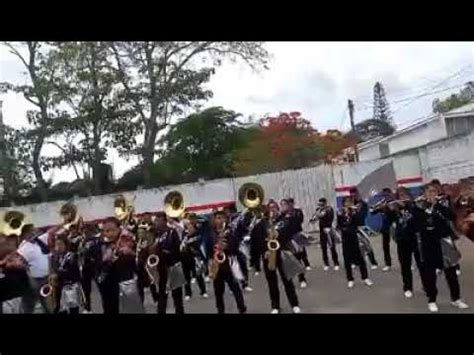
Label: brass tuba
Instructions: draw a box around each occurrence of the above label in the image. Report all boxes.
[114,194,134,222]
[1,210,26,236]
[164,191,185,219]
[60,202,81,231]
[238,183,264,209]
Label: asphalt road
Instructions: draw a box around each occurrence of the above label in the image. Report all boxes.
[80,234,474,314]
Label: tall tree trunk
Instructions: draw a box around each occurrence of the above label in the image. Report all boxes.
[92,130,102,195]
[32,132,48,202]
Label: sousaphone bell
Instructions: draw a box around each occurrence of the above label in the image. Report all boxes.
[0,210,26,236]
[164,191,185,219]
[238,183,264,209]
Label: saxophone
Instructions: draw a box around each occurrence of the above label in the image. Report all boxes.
[266,214,280,271]
[209,223,229,280]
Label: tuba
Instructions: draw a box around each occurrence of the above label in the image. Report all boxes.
[164,191,185,219]
[1,210,26,236]
[238,183,264,210]
[60,202,82,231]
[114,194,134,223]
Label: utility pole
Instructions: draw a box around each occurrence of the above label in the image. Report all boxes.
[348,99,359,162]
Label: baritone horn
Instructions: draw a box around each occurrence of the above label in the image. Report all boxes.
[238,183,264,209]
[164,191,185,218]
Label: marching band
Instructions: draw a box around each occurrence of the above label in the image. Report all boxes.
[1,178,473,314]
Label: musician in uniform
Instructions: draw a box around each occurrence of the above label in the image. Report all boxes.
[80,223,101,313]
[181,213,208,300]
[148,211,185,314]
[50,233,82,314]
[386,188,424,298]
[0,234,30,313]
[280,199,308,289]
[288,198,311,270]
[262,201,301,314]
[311,198,340,271]
[413,183,469,312]
[353,192,379,269]
[370,188,396,271]
[337,196,374,288]
[92,217,136,314]
[208,210,247,314]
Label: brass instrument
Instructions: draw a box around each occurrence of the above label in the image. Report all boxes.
[209,223,228,280]
[145,254,160,286]
[114,194,135,222]
[239,183,264,209]
[60,202,82,231]
[40,275,58,312]
[164,191,185,219]
[266,216,280,271]
[0,210,26,236]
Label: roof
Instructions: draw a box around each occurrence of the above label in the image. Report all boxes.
[443,101,474,116]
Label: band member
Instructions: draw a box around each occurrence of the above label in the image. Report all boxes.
[353,192,379,269]
[208,210,247,314]
[50,233,82,314]
[413,183,469,312]
[248,207,267,275]
[79,223,101,313]
[226,206,253,292]
[134,214,159,305]
[92,217,136,314]
[263,201,301,314]
[337,196,374,288]
[0,234,30,313]
[370,188,395,271]
[287,198,311,270]
[181,214,208,300]
[280,199,308,289]
[17,224,58,314]
[388,188,424,298]
[148,212,184,314]
[311,198,340,271]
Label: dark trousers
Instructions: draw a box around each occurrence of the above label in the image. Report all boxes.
[136,264,159,304]
[98,280,120,314]
[236,250,249,288]
[294,248,308,283]
[397,239,423,292]
[320,229,340,266]
[157,267,184,314]
[382,228,392,267]
[81,265,96,312]
[250,244,263,272]
[213,263,246,314]
[263,254,299,310]
[422,265,460,303]
[183,257,206,297]
[21,276,51,314]
[342,240,368,281]
[59,307,80,314]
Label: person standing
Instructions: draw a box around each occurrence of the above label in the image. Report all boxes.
[281,199,308,289]
[388,187,424,298]
[263,201,302,314]
[148,212,185,314]
[207,210,247,314]
[17,224,58,314]
[311,198,340,271]
[370,188,395,271]
[414,183,469,312]
[79,223,101,313]
[337,197,374,288]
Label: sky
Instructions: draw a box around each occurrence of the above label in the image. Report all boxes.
[0,41,473,184]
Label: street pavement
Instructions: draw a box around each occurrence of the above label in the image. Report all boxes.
[82,234,474,314]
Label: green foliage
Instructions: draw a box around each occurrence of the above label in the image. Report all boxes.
[432,81,473,113]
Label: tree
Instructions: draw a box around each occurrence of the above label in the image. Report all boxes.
[151,106,252,185]
[49,42,137,195]
[0,42,66,201]
[232,112,324,175]
[432,81,474,113]
[373,81,394,125]
[109,41,269,187]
